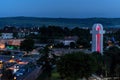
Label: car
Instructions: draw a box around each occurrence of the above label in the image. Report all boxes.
[15,72,23,76]
[15,69,25,76]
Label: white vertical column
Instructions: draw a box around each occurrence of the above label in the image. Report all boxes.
[90,24,105,54]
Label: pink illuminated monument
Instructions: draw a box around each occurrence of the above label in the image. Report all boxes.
[90,24,105,54]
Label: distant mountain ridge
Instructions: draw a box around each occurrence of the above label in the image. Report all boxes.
[0,17,120,28]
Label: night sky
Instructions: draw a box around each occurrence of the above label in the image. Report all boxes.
[0,0,120,18]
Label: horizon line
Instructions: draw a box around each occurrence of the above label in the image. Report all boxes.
[0,16,120,19]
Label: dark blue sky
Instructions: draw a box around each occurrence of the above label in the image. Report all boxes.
[0,0,120,18]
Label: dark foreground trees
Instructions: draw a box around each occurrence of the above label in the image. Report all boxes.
[104,46,120,78]
[20,38,34,53]
[57,52,98,80]
[37,45,53,78]
[1,69,14,80]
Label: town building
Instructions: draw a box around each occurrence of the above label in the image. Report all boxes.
[1,33,13,39]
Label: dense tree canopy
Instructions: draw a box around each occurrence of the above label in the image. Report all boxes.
[1,69,14,80]
[104,46,120,77]
[57,52,98,80]
[20,38,34,52]
[91,52,105,76]
[39,26,91,45]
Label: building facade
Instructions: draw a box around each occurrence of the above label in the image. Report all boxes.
[1,33,13,39]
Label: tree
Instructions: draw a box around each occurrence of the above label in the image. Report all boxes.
[57,52,98,80]
[1,69,14,80]
[115,64,120,78]
[70,42,76,48]
[20,38,34,53]
[37,45,52,76]
[76,38,90,48]
[39,26,64,43]
[64,27,70,36]
[104,46,120,77]
[55,42,64,48]
[91,52,105,76]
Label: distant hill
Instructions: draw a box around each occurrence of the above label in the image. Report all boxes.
[0,17,120,28]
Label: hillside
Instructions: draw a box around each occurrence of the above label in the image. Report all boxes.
[0,17,120,28]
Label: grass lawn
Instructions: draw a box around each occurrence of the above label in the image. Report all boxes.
[51,69,61,80]
[36,69,60,80]
[36,71,49,80]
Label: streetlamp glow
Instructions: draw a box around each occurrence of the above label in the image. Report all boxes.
[12,56,14,58]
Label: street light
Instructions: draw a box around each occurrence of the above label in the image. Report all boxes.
[0,60,2,63]
[12,56,14,58]
[14,76,17,80]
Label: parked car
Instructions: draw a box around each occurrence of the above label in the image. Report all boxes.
[15,69,25,76]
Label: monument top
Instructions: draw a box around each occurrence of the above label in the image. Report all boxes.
[92,23,103,31]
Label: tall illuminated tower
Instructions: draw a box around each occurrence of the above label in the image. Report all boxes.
[90,24,105,54]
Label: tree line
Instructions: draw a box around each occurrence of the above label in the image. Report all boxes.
[36,45,120,80]
[56,46,120,80]
[38,26,91,44]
